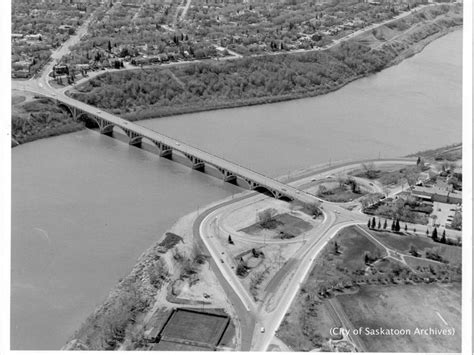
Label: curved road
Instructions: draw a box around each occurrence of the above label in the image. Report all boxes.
[192,159,417,351]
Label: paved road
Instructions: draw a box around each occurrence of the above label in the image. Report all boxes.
[195,159,417,350]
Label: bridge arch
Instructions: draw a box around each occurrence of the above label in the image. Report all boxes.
[278,195,293,202]
[56,102,75,118]
[252,185,276,198]
[76,112,99,128]
[109,124,130,138]
[139,136,159,147]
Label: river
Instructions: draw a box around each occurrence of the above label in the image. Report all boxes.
[11,29,462,350]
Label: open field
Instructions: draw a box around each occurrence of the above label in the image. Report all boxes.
[239,213,312,239]
[277,297,337,351]
[317,185,365,203]
[335,226,386,271]
[276,226,388,350]
[367,229,461,265]
[337,284,461,352]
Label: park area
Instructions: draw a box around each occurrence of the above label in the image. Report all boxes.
[239,212,313,240]
[368,229,462,266]
[276,225,462,351]
[337,283,461,352]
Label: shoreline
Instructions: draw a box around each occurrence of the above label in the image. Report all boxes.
[12,23,462,147]
[63,157,419,349]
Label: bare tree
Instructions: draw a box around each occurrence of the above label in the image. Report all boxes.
[362,162,377,179]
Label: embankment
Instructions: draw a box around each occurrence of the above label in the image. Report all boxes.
[12,4,462,146]
[67,4,462,123]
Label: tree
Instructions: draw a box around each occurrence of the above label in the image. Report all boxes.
[404,224,408,232]
[391,220,395,231]
[257,208,277,226]
[395,219,401,232]
[440,230,447,244]
[413,227,416,233]
[368,219,371,228]
[371,217,376,229]
[108,40,112,52]
[426,228,430,237]
[362,162,378,179]
[377,220,381,229]
[409,244,419,257]
[431,227,438,241]
[228,235,234,244]
[383,219,387,230]
[304,202,322,217]
[451,211,462,230]
[334,242,340,254]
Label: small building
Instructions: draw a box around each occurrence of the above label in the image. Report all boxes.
[53,64,69,76]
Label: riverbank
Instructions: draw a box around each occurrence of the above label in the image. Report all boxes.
[11,94,84,147]
[67,4,461,121]
[63,208,237,350]
[61,158,416,350]
[12,4,462,147]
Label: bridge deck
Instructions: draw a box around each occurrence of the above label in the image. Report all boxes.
[56,94,320,205]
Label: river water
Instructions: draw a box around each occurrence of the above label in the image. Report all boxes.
[11,30,462,350]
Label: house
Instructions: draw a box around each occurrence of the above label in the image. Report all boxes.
[58,25,74,34]
[53,64,69,76]
[25,34,42,41]
[12,60,33,72]
[411,186,462,205]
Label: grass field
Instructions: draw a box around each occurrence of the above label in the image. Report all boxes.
[368,229,461,265]
[240,213,312,239]
[337,284,461,352]
[277,297,336,351]
[335,226,386,271]
[161,309,229,346]
[319,186,365,202]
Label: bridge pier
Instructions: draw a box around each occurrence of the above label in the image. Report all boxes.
[99,124,114,136]
[127,132,143,146]
[157,143,173,158]
[218,168,237,183]
[245,179,260,190]
[185,154,205,171]
[273,191,283,199]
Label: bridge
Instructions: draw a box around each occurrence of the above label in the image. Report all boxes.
[21,85,321,206]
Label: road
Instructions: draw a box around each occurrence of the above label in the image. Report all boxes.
[13,2,451,97]
[10,1,457,350]
[194,159,418,351]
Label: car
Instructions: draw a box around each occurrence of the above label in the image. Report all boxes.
[311,178,317,182]
[220,259,224,264]
[260,327,265,333]
[369,183,374,186]
[97,110,101,114]
[176,142,181,146]
[334,210,340,214]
